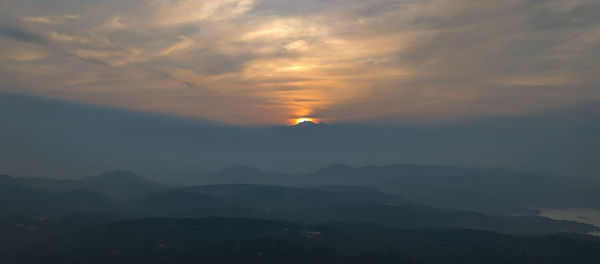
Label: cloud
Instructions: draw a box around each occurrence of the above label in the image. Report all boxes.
[64,14,80,20]
[0,0,599,125]
[0,26,47,45]
[21,14,81,24]
[100,16,126,31]
[153,0,255,26]
[74,48,145,66]
[284,40,308,52]
[21,16,60,24]
[47,32,88,43]
[157,36,195,56]
[2,43,47,62]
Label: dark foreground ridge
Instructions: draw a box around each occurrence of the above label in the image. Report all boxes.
[2,170,600,264]
[4,217,600,264]
[1,173,598,235]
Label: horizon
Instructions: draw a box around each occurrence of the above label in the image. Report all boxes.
[0,161,565,181]
[2,90,599,127]
[1,90,599,179]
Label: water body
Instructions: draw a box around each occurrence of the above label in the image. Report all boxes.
[537,208,600,236]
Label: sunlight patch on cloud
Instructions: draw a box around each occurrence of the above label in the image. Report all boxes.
[240,17,327,41]
[3,43,47,62]
[21,14,81,25]
[21,16,60,24]
[47,32,88,44]
[496,73,570,87]
[153,0,255,26]
[158,36,195,56]
[64,14,80,20]
[284,40,309,52]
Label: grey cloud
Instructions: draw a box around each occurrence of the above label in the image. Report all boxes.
[0,25,47,45]
[529,2,600,30]
[251,0,345,15]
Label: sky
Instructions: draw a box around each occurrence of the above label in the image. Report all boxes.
[0,0,599,125]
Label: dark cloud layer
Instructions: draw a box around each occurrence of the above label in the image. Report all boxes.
[0,26,47,45]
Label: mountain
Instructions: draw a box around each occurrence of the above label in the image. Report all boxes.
[174,166,290,186]
[133,184,599,235]
[14,177,80,193]
[312,185,382,193]
[134,184,416,221]
[0,175,19,188]
[0,175,115,216]
[1,92,599,180]
[181,163,600,216]
[303,164,600,215]
[10,162,596,218]
[0,171,167,213]
[79,171,167,202]
[1,172,599,235]
[8,217,600,264]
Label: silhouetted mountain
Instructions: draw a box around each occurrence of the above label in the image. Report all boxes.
[312,185,381,193]
[79,171,167,202]
[0,175,115,215]
[198,167,288,185]
[0,175,18,188]
[54,190,115,212]
[303,164,600,215]
[181,163,600,215]
[7,217,600,264]
[0,171,167,215]
[81,170,155,185]
[15,177,80,193]
[133,184,598,235]
[2,170,600,263]
[313,164,357,176]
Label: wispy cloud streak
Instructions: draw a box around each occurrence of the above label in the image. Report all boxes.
[0,0,598,124]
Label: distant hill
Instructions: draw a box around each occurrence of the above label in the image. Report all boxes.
[0,175,115,216]
[304,164,600,215]
[183,163,600,216]
[312,185,381,193]
[134,184,599,235]
[0,172,598,235]
[1,171,167,213]
[193,166,289,185]
[80,171,167,201]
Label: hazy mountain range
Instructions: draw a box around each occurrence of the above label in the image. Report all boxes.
[1,92,599,180]
[183,163,600,216]
[0,171,597,235]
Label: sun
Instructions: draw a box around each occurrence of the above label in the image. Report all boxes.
[293,118,316,125]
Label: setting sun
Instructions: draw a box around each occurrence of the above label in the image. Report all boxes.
[293,118,316,125]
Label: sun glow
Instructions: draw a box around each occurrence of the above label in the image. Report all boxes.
[293,118,317,125]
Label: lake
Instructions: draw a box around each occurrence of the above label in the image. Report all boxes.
[537,208,600,236]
